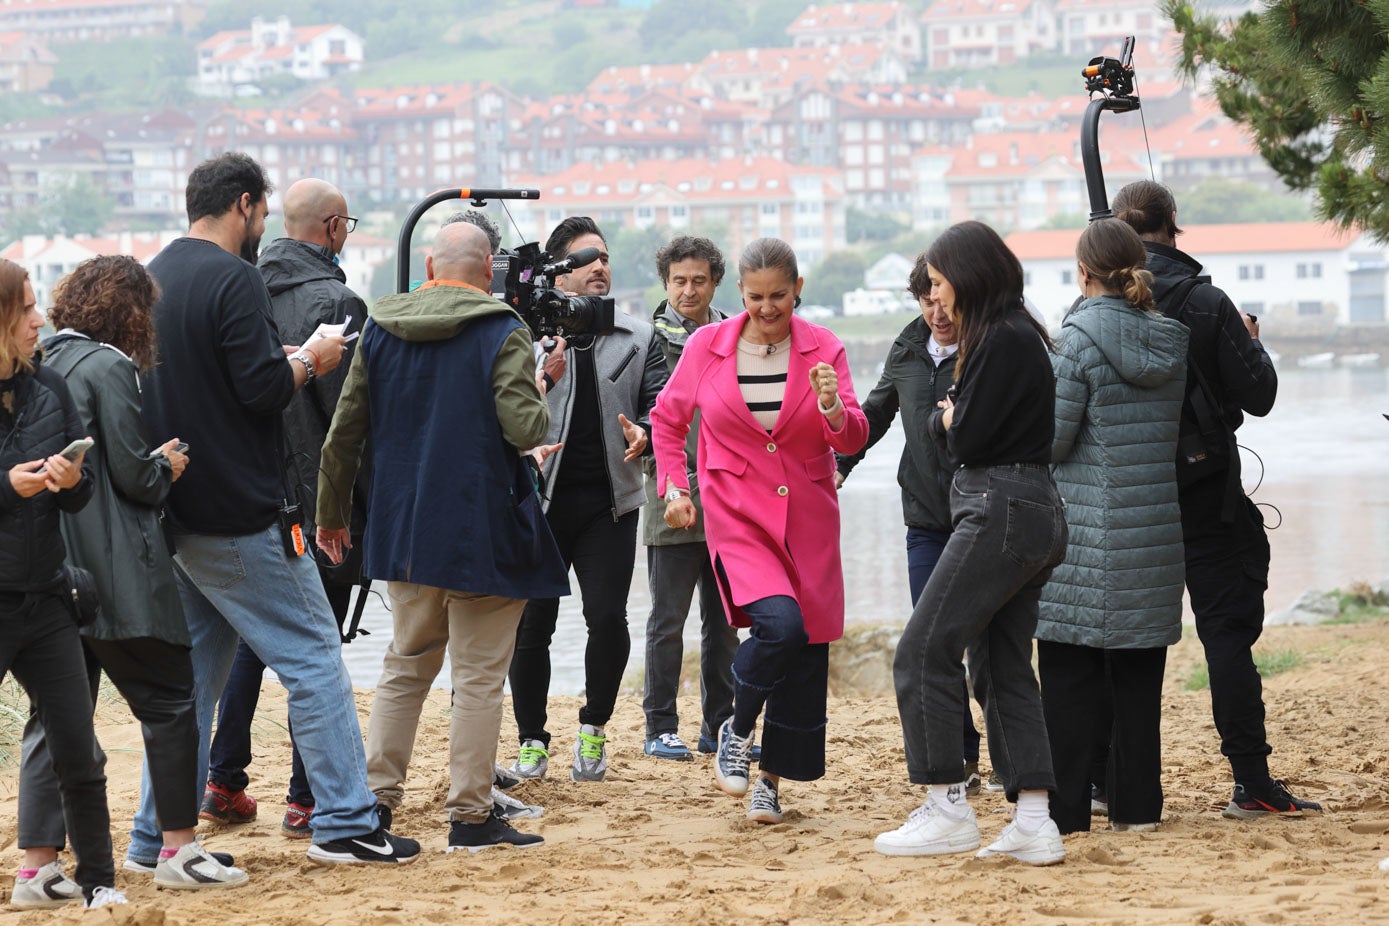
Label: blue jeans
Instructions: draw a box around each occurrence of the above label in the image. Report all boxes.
[126,526,376,863]
[906,527,983,764]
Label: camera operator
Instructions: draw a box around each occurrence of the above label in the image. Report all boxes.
[317,220,564,851]
[135,153,419,868]
[508,216,669,783]
[1113,180,1320,819]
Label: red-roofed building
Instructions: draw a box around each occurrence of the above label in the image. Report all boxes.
[508,156,847,269]
[787,2,922,62]
[1,230,180,306]
[1004,222,1388,328]
[340,82,526,207]
[1054,0,1174,60]
[0,30,55,92]
[196,16,363,97]
[0,0,203,41]
[764,82,976,209]
[921,0,1056,70]
[911,129,1150,230]
[695,45,909,109]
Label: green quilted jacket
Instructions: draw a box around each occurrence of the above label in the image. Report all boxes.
[1037,295,1189,650]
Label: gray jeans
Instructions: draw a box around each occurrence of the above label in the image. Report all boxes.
[893,464,1067,798]
[642,542,737,741]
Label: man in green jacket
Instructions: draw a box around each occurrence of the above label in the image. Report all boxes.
[640,236,740,761]
[317,221,568,852]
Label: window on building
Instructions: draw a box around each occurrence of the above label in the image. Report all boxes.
[1296,262,1323,279]
[1297,300,1322,316]
[1061,269,1074,285]
[1238,264,1266,281]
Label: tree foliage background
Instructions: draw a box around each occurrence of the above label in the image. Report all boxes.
[1165,0,1389,238]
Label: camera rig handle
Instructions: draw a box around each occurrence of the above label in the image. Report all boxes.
[395,187,541,294]
[1080,36,1140,222]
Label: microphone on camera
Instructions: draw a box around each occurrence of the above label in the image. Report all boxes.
[543,247,601,276]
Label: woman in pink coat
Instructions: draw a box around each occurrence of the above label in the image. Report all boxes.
[651,238,867,824]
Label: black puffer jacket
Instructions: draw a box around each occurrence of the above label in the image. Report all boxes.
[0,357,93,591]
[836,315,957,533]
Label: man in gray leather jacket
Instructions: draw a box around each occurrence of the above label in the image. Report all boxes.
[507,216,668,783]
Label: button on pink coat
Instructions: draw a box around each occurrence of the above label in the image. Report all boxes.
[651,312,868,644]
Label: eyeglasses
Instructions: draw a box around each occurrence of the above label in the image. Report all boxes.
[324,214,358,233]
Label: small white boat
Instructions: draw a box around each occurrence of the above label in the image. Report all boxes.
[1340,352,1381,367]
[1297,351,1336,369]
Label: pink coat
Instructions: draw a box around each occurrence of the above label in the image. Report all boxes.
[651,312,868,644]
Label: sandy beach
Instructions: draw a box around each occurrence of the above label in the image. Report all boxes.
[1,615,1386,925]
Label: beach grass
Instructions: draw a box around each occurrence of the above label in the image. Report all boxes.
[1182,646,1306,691]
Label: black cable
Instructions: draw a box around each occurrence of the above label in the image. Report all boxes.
[1238,442,1281,529]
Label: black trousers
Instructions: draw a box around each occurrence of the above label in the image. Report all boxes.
[1185,492,1273,784]
[1039,641,1167,834]
[21,635,199,844]
[511,482,636,745]
[731,595,829,782]
[1,596,113,897]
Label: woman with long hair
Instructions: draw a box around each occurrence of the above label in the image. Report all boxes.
[0,258,125,909]
[876,221,1068,864]
[651,237,867,823]
[19,255,248,892]
[1036,219,1188,834]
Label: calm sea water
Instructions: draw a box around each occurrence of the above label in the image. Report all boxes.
[339,365,1389,691]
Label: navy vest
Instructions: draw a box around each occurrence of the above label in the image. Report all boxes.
[360,312,567,600]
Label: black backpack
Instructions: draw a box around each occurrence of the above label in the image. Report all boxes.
[1160,277,1242,521]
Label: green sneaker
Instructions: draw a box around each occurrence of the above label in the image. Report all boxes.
[510,739,549,780]
[571,724,608,782]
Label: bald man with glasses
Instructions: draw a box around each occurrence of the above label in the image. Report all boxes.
[199,178,371,839]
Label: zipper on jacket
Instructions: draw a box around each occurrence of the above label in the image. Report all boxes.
[608,345,639,382]
[591,349,620,522]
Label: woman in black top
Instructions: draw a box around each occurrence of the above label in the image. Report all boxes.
[874,221,1069,865]
[0,258,125,909]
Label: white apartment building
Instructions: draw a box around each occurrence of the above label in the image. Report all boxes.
[921,0,1057,70]
[1004,222,1380,331]
[787,2,923,62]
[196,17,363,97]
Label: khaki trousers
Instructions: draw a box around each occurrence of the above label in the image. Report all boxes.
[365,581,524,822]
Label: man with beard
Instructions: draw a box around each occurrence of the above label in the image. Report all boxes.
[133,153,421,868]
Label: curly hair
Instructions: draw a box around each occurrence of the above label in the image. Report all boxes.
[655,235,725,286]
[48,256,160,372]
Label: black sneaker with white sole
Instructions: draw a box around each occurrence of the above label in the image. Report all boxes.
[306,827,420,865]
[446,808,544,853]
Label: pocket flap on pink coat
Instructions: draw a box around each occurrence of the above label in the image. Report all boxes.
[803,453,836,481]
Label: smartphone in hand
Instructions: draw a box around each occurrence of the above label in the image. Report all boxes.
[58,438,94,461]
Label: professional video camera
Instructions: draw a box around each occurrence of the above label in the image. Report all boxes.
[395,187,616,342]
[1078,36,1142,220]
[490,241,616,341]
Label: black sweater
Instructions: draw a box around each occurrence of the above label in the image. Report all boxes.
[929,311,1054,467]
[142,237,296,535]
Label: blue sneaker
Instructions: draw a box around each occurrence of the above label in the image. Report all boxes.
[699,733,762,761]
[644,733,694,761]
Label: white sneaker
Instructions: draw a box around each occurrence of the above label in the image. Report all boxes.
[510,739,549,780]
[11,860,79,909]
[492,786,543,821]
[977,818,1066,865]
[85,886,127,909]
[874,799,980,856]
[154,841,250,889]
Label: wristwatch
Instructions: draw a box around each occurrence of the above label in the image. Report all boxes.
[664,486,687,503]
[290,351,316,383]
